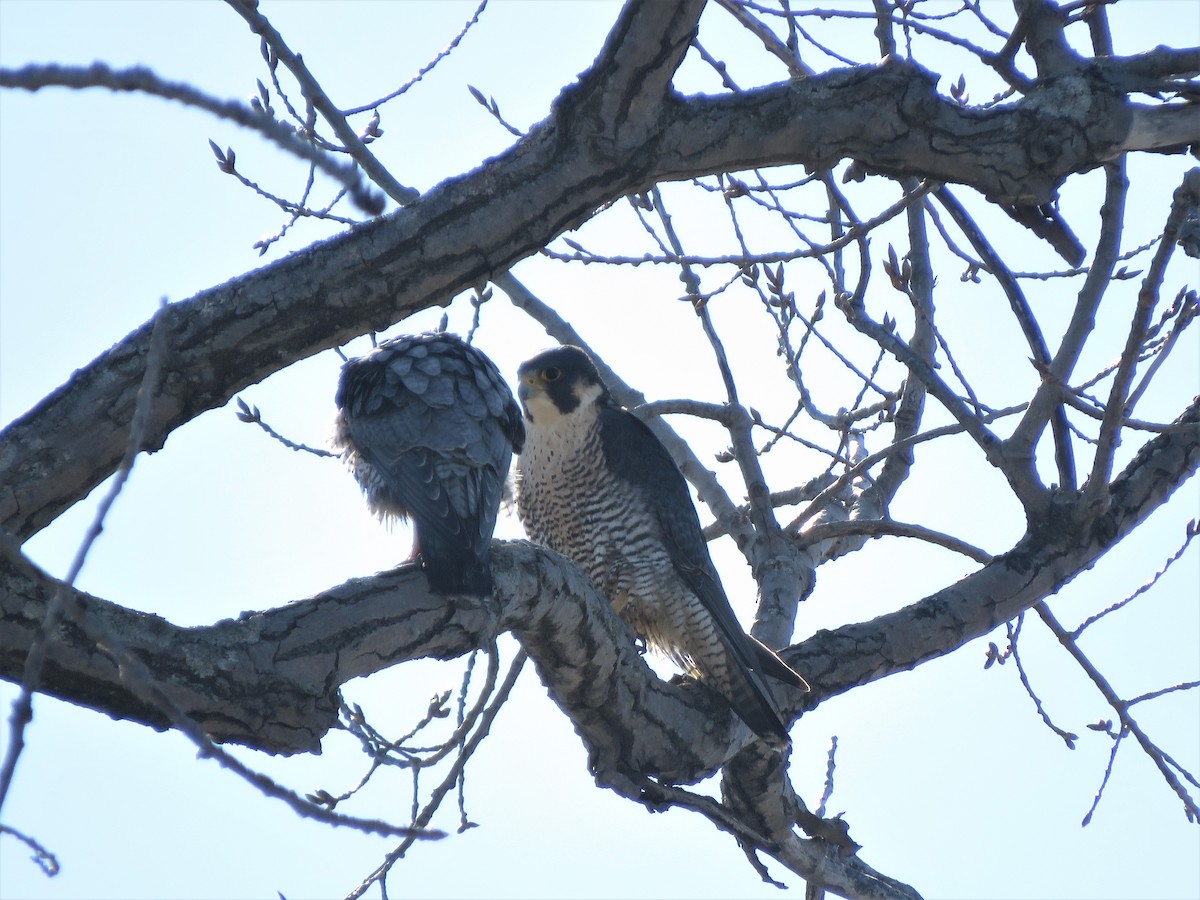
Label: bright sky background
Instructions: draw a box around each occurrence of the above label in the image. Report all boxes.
[1,2,1197,899]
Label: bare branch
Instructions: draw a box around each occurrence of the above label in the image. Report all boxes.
[5,396,1195,762]
[0,300,169,814]
[544,180,936,268]
[348,649,525,900]
[1035,603,1200,822]
[0,62,384,214]
[933,185,1077,489]
[1120,104,1200,154]
[235,397,337,457]
[1075,519,1200,636]
[1007,162,1129,468]
[0,824,59,877]
[835,287,1042,508]
[1084,168,1200,504]
[714,0,813,78]
[224,0,418,206]
[1081,725,1126,827]
[1006,614,1080,748]
[343,0,490,115]
[788,405,1027,533]
[794,520,993,565]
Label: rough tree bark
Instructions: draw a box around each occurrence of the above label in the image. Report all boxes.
[3,1,1194,539]
[1,1,1197,897]
[3,392,1194,764]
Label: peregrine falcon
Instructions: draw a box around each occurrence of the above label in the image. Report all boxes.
[333,332,524,596]
[515,345,808,749]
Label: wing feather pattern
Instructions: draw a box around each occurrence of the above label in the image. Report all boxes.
[597,403,807,747]
[335,333,523,595]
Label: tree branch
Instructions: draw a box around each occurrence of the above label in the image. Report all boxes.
[4,397,1194,766]
[784,395,1200,713]
[1,38,1159,540]
[0,62,384,214]
[224,0,420,206]
[1006,161,1130,475]
[1084,168,1200,503]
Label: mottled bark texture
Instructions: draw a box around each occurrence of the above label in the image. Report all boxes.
[1,1,1197,894]
[3,2,1195,539]
[2,396,1195,768]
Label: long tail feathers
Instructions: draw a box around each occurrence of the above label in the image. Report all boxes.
[719,659,793,750]
[752,639,811,691]
[705,636,809,749]
[414,522,493,596]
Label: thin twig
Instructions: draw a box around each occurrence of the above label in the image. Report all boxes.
[1127,289,1199,411]
[1127,680,1200,708]
[794,519,993,565]
[225,0,419,206]
[1074,519,1199,636]
[816,736,839,818]
[235,397,336,457]
[1006,613,1080,749]
[787,404,1027,533]
[0,62,383,214]
[347,650,527,900]
[343,0,489,115]
[0,823,60,877]
[836,289,1038,507]
[714,0,813,77]
[1081,726,1126,826]
[0,300,170,814]
[544,182,934,268]
[1036,602,1200,822]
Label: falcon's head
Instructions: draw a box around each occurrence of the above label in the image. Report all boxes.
[517,345,609,425]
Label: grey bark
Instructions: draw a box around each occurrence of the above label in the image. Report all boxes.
[3,395,1194,766]
[1,1,1196,895]
[3,6,1195,540]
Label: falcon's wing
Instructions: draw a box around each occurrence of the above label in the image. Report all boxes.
[335,334,522,595]
[598,404,808,689]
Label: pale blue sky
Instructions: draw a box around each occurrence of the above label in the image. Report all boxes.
[1,2,1197,899]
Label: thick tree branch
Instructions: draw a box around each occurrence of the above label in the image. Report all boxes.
[1013,0,1077,80]
[785,395,1200,714]
[1,42,1163,540]
[4,396,1194,768]
[654,56,1135,204]
[1121,104,1200,154]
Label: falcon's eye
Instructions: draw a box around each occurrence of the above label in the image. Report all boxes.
[542,366,561,382]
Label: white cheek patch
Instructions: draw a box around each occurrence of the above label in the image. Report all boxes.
[572,381,604,409]
[523,390,563,425]
[525,380,604,426]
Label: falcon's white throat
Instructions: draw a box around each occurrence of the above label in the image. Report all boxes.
[517,380,605,482]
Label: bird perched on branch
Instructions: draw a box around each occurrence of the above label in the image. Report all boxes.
[333,332,524,596]
[514,344,808,749]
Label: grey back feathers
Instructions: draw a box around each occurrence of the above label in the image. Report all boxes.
[334,332,524,596]
[515,344,808,749]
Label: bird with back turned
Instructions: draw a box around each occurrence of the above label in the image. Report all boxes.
[334,331,524,596]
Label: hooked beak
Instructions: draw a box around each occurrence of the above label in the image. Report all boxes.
[517,373,540,403]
